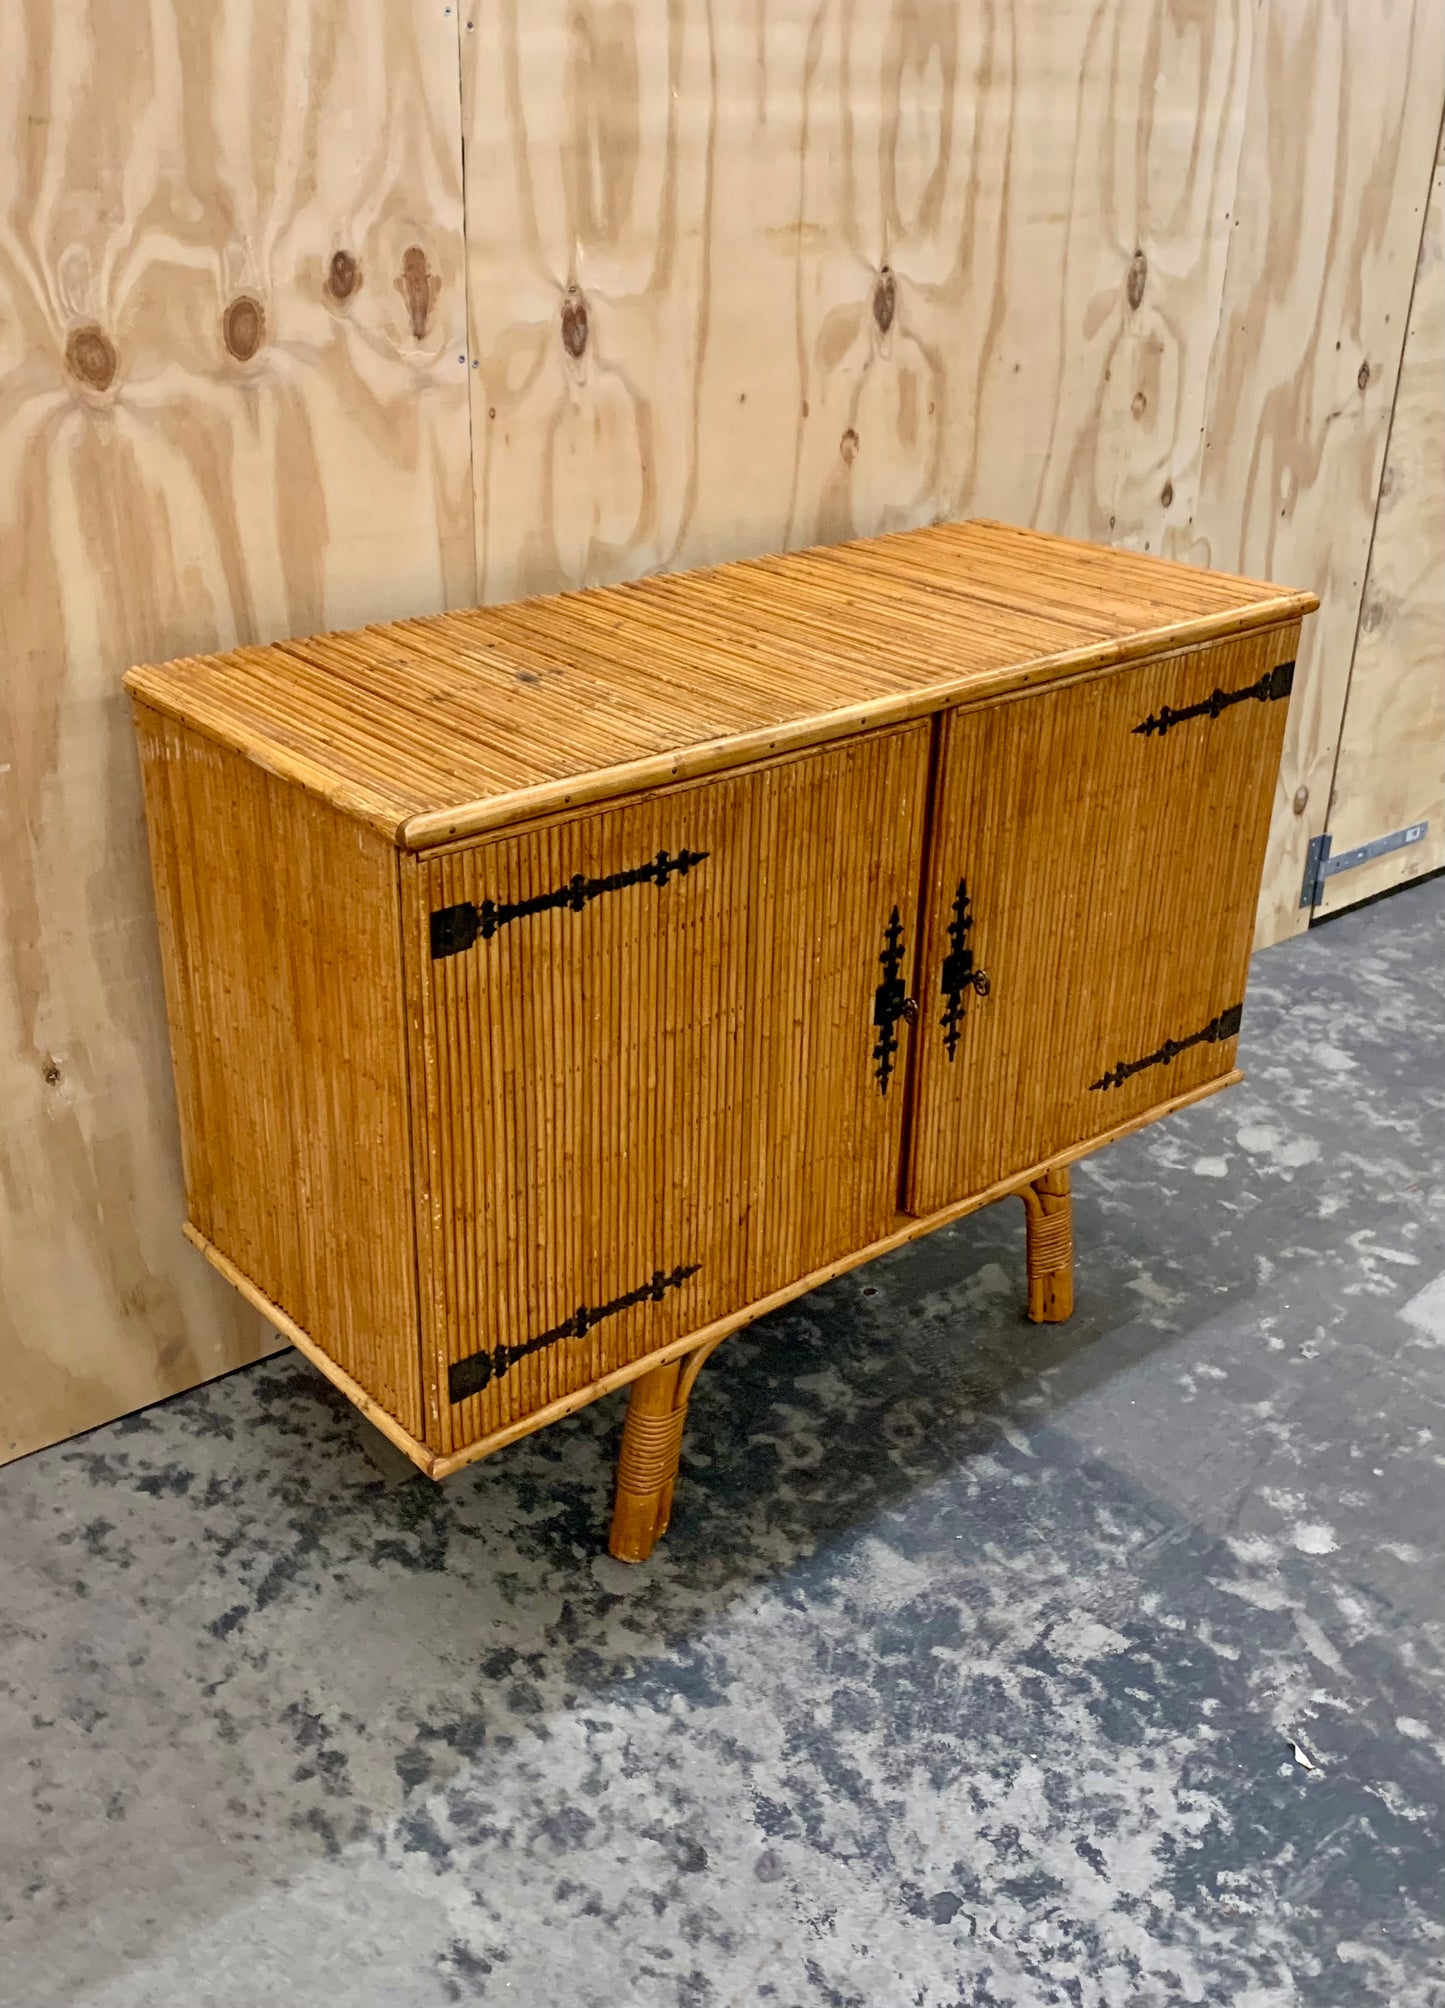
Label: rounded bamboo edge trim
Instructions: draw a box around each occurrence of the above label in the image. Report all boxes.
[189,1074,1245,1481]
[397,610,1313,852]
[182,1222,439,1475]
[429,1066,1243,1478]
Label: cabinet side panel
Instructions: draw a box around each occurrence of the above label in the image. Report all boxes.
[908,625,1301,1212]
[134,706,422,1437]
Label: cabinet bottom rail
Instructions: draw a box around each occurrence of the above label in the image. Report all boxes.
[182,1066,1239,1548]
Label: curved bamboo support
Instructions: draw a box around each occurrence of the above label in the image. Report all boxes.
[1018,1166,1074,1323]
[608,1332,729,1562]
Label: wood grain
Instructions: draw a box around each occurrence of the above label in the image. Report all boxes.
[1182,1,1445,944]
[462,0,1262,586]
[0,0,473,1464]
[462,0,717,601]
[1318,124,1445,914]
[462,0,1441,950]
[8,0,1428,1468]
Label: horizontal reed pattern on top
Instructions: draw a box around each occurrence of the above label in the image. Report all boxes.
[125,520,1315,844]
[126,521,1314,1474]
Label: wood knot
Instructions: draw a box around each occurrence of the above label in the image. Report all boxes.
[65,323,117,391]
[327,249,359,301]
[1126,248,1147,311]
[42,1056,62,1086]
[1292,785,1310,816]
[561,287,589,359]
[840,426,859,464]
[1131,389,1147,418]
[1160,478,1174,508]
[223,295,265,361]
[1356,359,1370,391]
[872,267,896,334]
[397,246,439,340]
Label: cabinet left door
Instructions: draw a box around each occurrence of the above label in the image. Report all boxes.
[402,725,932,1456]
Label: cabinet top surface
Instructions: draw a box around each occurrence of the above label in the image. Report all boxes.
[126,519,1315,848]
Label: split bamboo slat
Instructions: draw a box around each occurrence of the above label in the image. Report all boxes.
[126,519,1316,1558]
[905,624,1304,1216]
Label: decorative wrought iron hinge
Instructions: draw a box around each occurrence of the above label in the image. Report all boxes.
[872,905,908,1094]
[430,846,709,959]
[1298,821,1429,910]
[1132,660,1294,740]
[448,1262,700,1404]
[1090,1003,1243,1093]
[938,878,989,1059]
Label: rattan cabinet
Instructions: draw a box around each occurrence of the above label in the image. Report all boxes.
[127,521,1316,1558]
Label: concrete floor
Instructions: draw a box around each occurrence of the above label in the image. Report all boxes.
[3,876,1443,2008]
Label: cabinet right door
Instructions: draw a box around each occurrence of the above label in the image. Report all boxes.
[905,624,1302,1216]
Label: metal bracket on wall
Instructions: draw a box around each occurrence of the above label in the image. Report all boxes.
[1299,822,1429,910]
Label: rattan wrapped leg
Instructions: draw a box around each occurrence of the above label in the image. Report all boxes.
[609,1359,689,1562]
[1019,1166,1074,1323]
[608,1334,728,1561]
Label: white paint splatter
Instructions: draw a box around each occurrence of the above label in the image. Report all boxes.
[1310,1042,1356,1075]
[1236,1124,1321,1170]
[1291,1522,1339,1555]
[1047,1614,1128,1664]
[1193,1156,1229,1179]
[1400,1270,1445,1344]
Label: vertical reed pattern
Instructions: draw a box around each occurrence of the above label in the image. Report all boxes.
[906,623,1302,1215]
[128,525,1314,1490]
[134,706,424,1437]
[404,726,929,1456]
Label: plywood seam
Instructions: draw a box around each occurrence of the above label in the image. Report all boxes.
[1314,91,1445,922]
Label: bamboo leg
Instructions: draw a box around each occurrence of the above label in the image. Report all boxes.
[608,1357,689,1563]
[1018,1166,1074,1323]
[608,1333,728,1562]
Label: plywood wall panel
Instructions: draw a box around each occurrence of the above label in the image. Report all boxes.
[0,1,473,1464]
[1316,125,1445,914]
[1180,1,1445,946]
[463,0,1259,593]
[464,0,718,602]
[8,1,1442,1463]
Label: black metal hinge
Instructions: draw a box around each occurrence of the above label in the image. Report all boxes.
[448,1262,700,1404]
[1132,660,1293,740]
[431,846,709,959]
[1090,1003,1243,1093]
[872,905,908,1094]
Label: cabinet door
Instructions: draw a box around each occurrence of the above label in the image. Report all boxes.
[406,725,930,1454]
[906,627,1300,1216]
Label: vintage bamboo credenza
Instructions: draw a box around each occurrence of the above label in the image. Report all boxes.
[126,521,1317,1560]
